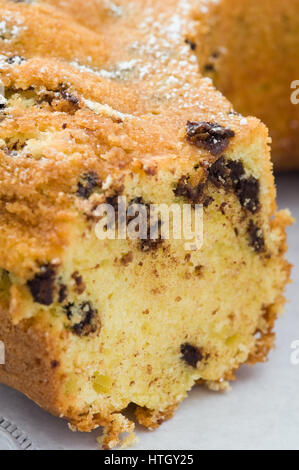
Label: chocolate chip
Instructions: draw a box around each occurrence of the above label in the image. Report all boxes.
[73,301,99,337]
[185,39,197,51]
[104,195,164,252]
[227,161,260,213]
[36,83,79,112]
[211,50,220,59]
[120,252,134,266]
[128,198,164,252]
[106,193,120,211]
[71,271,86,294]
[140,215,163,252]
[140,236,163,253]
[174,176,213,206]
[194,265,204,277]
[204,63,215,72]
[180,343,203,368]
[220,202,227,215]
[64,302,74,320]
[76,171,100,199]
[58,284,68,303]
[186,121,235,156]
[6,55,26,65]
[174,176,204,201]
[248,220,265,253]
[27,264,56,306]
[235,175,260,213]
[129,196,145,205]
[61,90,79,106]
[51,360,60,369]
[64,301,100,336]
[208,156,231,188]
[208,157,260,213]
[226,160,244,183]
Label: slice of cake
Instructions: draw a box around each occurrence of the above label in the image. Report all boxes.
[41,0,299,170]
[0,0,293,449]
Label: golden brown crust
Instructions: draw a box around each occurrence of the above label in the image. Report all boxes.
[0,0,109,66]
[0,290,133,447]
[248,210,293,364]
[0,294,63,415]
[135,405,178,430]
[0,0,268,280]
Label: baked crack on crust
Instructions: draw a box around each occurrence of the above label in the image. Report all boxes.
[0,0,295,449]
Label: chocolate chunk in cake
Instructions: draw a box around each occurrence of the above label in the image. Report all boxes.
[185,39,197,51]
[58,284,68,303]
[186,121,235,156]
[71,271,86,295]
[180,343,203,368]
[6,55,26,65]
[174,176,213,206]
[248,220,265,253]
[208,157,260,213]
[72,301,100,337]
[27,264,56,306]
[76,172,100,199]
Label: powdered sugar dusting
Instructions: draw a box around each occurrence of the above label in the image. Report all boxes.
[82,98,134,121]
[0,13,27,42]
[70,59,139,81]
[199,0,221,14]
[104,0,124,17]
[0,0,247,133]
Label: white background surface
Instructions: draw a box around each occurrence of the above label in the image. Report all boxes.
[0,173,298,450]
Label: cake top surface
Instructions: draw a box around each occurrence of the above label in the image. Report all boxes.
[0,0,266,278]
